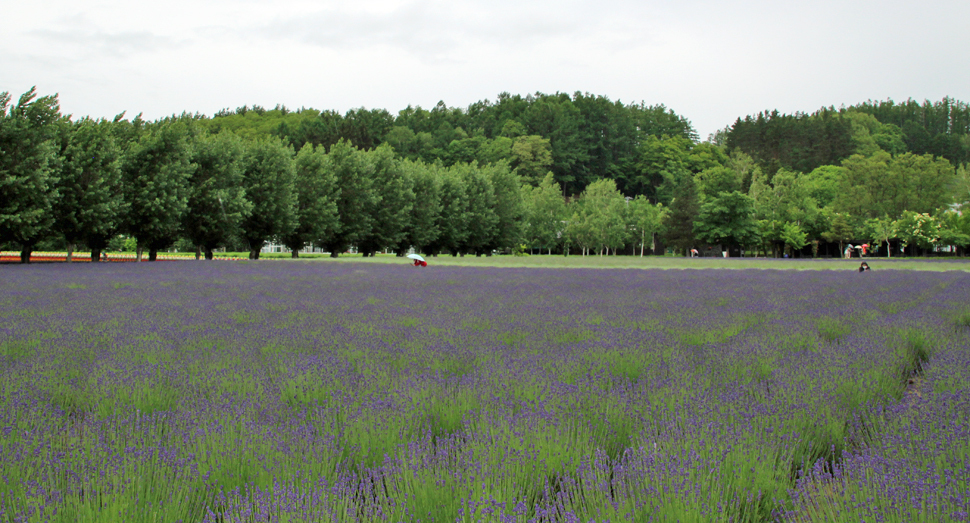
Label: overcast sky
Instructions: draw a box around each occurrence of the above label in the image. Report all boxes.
[3,0,968,139]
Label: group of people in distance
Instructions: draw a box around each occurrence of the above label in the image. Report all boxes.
[844,243,871,258]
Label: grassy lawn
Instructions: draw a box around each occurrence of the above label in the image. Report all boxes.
[265,252,970,272]
[6,249,969,271]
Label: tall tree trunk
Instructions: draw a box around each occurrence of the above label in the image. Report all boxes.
[205,247,214,260]
[148,249,157,261]
[136,246,143,263]
[19,248,31,264]
[250,248,261,260]
[67,243,74,263]
[292,250,299,258]
[329,251,338,258]
[195,245,202,260]
[91,248,101,263]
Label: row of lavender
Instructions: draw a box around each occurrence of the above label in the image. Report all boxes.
[0,262,967,522]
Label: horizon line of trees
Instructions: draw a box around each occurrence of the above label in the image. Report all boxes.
[3,87,970,264]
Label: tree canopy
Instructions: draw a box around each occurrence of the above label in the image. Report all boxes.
[4,86,970,262]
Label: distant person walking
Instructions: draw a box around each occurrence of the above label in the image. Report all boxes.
[845,244,853,259]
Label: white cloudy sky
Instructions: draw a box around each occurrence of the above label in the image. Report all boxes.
[3,0,968,139]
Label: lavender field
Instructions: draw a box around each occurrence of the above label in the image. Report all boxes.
[1,262,968,523]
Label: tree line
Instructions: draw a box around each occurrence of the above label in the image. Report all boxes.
[3,87,969,263]
[1,88,669,262]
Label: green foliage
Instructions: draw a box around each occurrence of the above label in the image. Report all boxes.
[121,120,196,258]
[850,112,906,156]
[425,165,469,255]
[485,161,527,252]
[583,178,629,253]
[238,136,297,258]
[356,145,415,256]
[323,140,377,256]
[510,135,553,186]
[727,98,970,177]
[399,160,442,253]
[836,152,956,220]
[10,89,970,261]
[695,165,740,200]
[626,194,666,256]
[803,165,844,208]
[53,117,125,258]
[693,191,759,251]
[865,216,898,257]
[525,173,567,253]
[848,96,970,166]
[456,162,498,255]
[662,176,701,255]
[780,221,809,254]
[821,212,857,253]
[184,131,252,257]
[896,211,941,251]
[0,87,62,256]
[937,210,970,250]
[727,108,856,175]
[281,143,340,256]
[636,135,694,205]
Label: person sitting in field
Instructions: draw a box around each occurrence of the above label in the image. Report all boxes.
[858,262,871,272]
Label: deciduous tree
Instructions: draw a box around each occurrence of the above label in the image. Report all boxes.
[239,137,297,259]
[122,121,195,261]
[53,118,124,262]
[322,140,377,256]
[456,163,498,255]
[526,173,567,254]
[185,132,252,259]
[663,176,700,256]
[357,145,414,256]
[0,88,62,263]
[693,191,759,255]
[425,166,469,256]
[627,195,666,256]
[282,143,339,257]
[398,160,441,254]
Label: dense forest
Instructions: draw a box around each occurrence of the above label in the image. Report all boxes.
[2,87,969,262]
